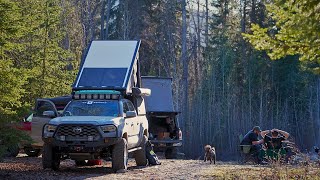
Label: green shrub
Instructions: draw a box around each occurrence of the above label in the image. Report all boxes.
[0,123,32,160]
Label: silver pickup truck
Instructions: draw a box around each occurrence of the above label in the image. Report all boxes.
[40,40,153,172]
[41,89,149,172]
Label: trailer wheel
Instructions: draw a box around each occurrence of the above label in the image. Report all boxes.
[112,138,128,172]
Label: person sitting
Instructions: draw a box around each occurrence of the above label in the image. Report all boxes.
[261,128,290,160]
[240,126,269,164]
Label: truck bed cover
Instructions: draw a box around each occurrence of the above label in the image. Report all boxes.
[141,76,177,113]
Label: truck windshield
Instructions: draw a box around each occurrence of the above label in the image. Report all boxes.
[63,100,119,117]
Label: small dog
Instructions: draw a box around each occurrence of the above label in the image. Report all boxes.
[204,145,216,164]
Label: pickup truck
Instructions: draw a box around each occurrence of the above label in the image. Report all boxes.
[41,40,151,172]
[25,96,71,157]
[41,89,149,172]
[141,76,182,159]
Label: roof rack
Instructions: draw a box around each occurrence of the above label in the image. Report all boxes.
[72,86,126,92]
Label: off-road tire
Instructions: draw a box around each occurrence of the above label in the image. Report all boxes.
[24,147,41,157]
[5,144,19,157]
[112,138,128,172]
[133,135,148,166]
[42,143,60,170]
[165,147,178,159]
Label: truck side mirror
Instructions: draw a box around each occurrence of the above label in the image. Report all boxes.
[43,111,56,118]
[126,111,137,118]
[132,87,151,96]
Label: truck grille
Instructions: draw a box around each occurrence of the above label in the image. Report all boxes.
[55,125,100,141]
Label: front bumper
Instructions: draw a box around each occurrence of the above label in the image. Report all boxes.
[42,137,121,153]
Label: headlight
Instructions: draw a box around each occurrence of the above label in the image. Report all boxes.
[45,124,57,132]
[100,125,116,133]
[43,124,57,138]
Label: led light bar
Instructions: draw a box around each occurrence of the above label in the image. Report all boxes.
[72,90,121,100]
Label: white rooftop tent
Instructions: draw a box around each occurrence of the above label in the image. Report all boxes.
[73,40,141,94]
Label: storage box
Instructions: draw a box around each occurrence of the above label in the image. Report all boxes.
[158,132,170,139]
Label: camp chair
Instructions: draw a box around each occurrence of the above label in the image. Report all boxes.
[239,134,256,163]
[239,134,251,153]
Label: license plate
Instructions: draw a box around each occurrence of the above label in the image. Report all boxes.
[71,146,83,151]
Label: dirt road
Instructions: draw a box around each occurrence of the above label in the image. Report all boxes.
[0,153,319,180]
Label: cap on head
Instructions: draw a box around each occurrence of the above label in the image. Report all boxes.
[253,126,261,132]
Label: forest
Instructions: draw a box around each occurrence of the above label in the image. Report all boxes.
[0,0,319,159]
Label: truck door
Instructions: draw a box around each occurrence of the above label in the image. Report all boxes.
[126,101,140,147]
[122,101,137,149]
[31,99,58,147]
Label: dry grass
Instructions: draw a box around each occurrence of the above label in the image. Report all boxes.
[200,164,320,180]
[1,153,319,180]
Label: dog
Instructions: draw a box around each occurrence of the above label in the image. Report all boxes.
[204,145,216,164]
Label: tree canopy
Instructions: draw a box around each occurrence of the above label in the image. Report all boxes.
[243,0,320,72]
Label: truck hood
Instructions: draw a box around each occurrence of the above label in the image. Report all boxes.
[49,116,123,126]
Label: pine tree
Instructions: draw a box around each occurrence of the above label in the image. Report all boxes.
[0,0,31,158]
[10,0,77,101]
[243,0,320,72]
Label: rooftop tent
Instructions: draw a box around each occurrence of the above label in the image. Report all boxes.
[73,40,141,93]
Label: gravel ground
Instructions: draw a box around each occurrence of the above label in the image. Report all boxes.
[0,153,215,180]
[1,153,319,180]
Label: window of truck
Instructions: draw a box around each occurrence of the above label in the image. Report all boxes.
[63,100,119,117]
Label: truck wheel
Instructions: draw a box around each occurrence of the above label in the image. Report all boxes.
[42,143,60,170]
[165,147,178,159]
[5,144,19,157]
[24,147,41,157]
[112,138,128,172]
[133,135,147,166]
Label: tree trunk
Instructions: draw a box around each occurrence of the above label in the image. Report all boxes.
[105,0,111,39]
[259,74,263,126]
[181,0,189,156]
[205,0,209,47]
[315,77,320,146]
[100,0,106,40]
